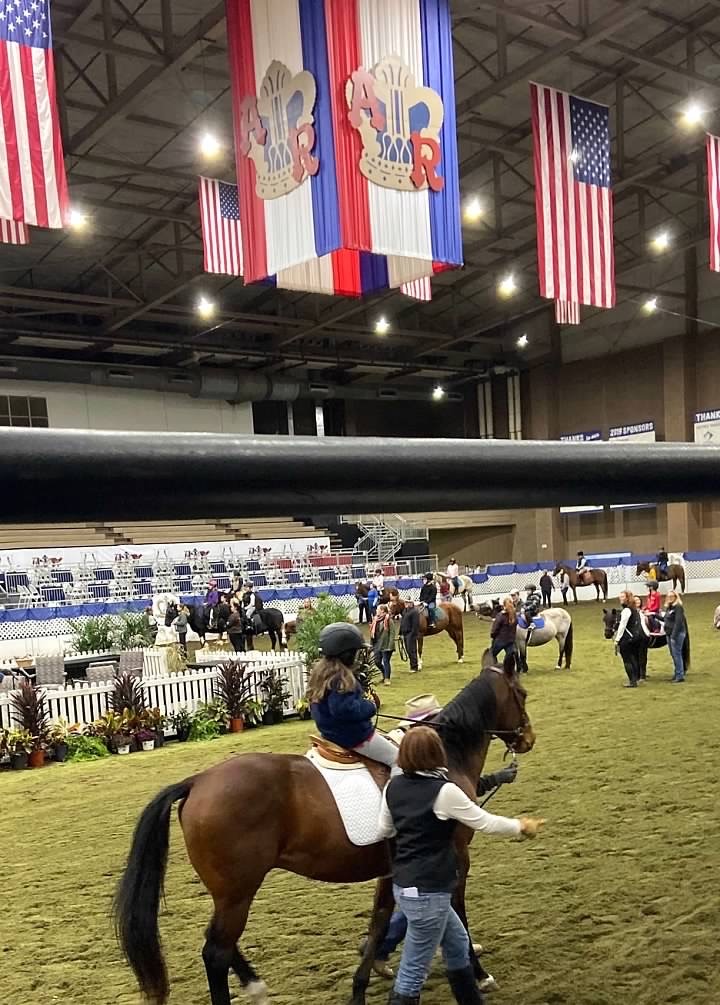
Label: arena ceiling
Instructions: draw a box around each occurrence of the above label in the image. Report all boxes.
[1,0,719,393]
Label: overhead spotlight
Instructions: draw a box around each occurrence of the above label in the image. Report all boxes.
[651,230,670,253]
[196,295,216,320]
[67,207,88,232]
[642,296,658,314]
[432,385,446,401]
[681,101,704,127]
[199,132,222,159]
[498,274,517,298]
[374,316,390,335]
[463,197,483,222]
[517,333,529,348]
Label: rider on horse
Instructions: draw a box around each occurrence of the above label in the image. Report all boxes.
[203,579,219,629]
[242,582,264,634]
[656,546,669,578]
[575,552,589,579]
[521,584,543,647]
[419,573,438,626]
[446,558,461,594]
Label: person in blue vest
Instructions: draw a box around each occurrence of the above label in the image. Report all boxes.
[367,583,379,619]
[378,726,544,1004]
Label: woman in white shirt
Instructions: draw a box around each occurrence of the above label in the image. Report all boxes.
[378,725,544,1005]
[614,590,643,688]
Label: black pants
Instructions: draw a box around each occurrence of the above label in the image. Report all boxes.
[638,640,648,679]
[541,588,552,606]
[561,588,569,605]
[229,634,245,653]
[357,599,371,623]
[619,640,641,686]
[177,632,187,656]
[403,631,420,671]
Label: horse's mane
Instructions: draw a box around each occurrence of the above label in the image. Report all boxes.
[432,670,498,768]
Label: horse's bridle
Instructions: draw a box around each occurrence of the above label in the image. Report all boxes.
[486,664,530,752]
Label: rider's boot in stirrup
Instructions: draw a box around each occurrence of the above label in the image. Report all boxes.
[387,991,421,1005]
[447,965,485,1004]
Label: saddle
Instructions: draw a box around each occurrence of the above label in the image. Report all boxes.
[518,614,545,630]
[310,736,390,789]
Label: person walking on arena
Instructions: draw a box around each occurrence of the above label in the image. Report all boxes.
[489,597,517,665]
[368,582,380,619]
[307,623,399,770]
[559,569,571,605]
[663,590,688,683]
[356,581,371,624]
[172,604,189,656]
[379,726,545,1005]
[227,600,246,653]
[371,604,400,686]
[539,571,553,607]
[400,604,422,673]
[446,557,461,594]
[509,589,522,613]
[373,567,386,591]
[614,590,644,688]
[419,573,438,626]
[215,593,230,641]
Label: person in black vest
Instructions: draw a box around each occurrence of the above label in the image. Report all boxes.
[419,573,438,626]
[378,726,545,1005]
[399,604,422,673]
[614,590,644,688]
[539,572,553,607]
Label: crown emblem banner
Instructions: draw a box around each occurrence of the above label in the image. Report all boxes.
[226,0,462,298]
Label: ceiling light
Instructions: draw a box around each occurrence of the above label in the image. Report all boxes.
[374,316,390,335]
[199,132,222,159]
[463,197,483,222]
[67,208,88,232]
[681,101,704,127]
[651,231,670,253]
[517,333,529,348]
[432,385,446,401]
[196,295,216,319]
[642,296,658,314]
[498,274,517,298]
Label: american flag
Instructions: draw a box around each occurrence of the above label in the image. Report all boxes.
[555,299,580,325]
[199,176,244,276]
[707,133,720,272]
[401,276,432,301]
[1,217,28,243]
[0,0,68,228]
[530,83,615,313]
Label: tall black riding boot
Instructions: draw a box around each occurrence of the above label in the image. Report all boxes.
[447,965,485,1005]
[387,990,421,1005]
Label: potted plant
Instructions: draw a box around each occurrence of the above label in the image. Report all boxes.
[170,707,192,742]
[7,729,33,769]
[93,711,125,752]
[10,680,50,767]
[135,727,156,752]
[214,662,255,733]
[295,595,355,669]
[145,708,166,747]
[260,670,291,726]
[48,718,69,762]
[295,697,312,721]
[242,698,265,729]
[113,732,132,755]
[0,728,9,764]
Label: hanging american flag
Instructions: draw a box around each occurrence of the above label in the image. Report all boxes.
[706,133,720,272]
[555,300,580,325]
[0,0,68,228]
[198,175,433,300]
[198,176,243,277]
[1,217,28,244]
[530,83,615,312]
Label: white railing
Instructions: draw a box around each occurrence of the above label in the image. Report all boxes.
[0,658,307,731]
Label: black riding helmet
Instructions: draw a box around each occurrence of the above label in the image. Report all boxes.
[318,622,365,664]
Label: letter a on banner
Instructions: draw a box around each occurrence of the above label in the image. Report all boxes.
[225,0,463,298]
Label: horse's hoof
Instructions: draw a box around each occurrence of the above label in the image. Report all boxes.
[479,974,499,994]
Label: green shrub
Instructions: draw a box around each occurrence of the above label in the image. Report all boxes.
[295,594,354,669]
[66,735,110,762]
[70,616,115,654]
[189,700,229,742]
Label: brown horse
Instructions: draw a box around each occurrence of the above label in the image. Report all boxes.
[113,655,534,1005]
[553,564,608,602]
[635,561,686,592]
[389,598,465,665]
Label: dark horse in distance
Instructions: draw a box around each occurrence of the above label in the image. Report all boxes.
[553,563,608,602]
[113,654,535,1005]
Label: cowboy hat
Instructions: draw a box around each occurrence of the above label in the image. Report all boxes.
[388,694,443,744]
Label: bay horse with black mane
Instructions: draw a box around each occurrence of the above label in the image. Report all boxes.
[113,653,534,1005]
[388,597,465,666]
[553,564,608,602]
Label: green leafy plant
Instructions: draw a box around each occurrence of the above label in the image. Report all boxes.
[110,672,146,717]
[189,700,229,741]
[295,697,311,720]
[66,734,110,762]
[213,662,255,719]
[10,680,50,750]
[0,728,9,757]
[295,594,354,668]
[111,611,156,650]
[7,729,34,755]
[166,643,188,674]
[259,670,291,724]
[70,616,116,654]
[242,699,265,727]
[170,707,192,741]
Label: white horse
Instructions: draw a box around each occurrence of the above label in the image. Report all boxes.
[516,607,574,671]
[436,573,475,611]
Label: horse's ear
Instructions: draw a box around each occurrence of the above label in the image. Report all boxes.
[602,608,607,614]
[502,653,516,676]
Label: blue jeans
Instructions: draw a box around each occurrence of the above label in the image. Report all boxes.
[669,631,686,680]
[393,885,470,996]
[377,650,392,681]
[377,911,407,960]
[491,639,515,661]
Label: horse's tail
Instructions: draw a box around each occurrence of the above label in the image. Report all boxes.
[600,570,608,598]
[113,779,193,1005]
[563,621,574,665]
[683,632,690,672]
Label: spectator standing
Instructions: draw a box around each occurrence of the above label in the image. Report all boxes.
[215,594,231,641]
[371,604,400,685]
[373,568,385,591]
[539,572,553,607]
[490,597,517,664]
[172,605,189,656]
[559,569,571,605]
[142,606,158,644]
[663,591,688,683]
[227,601,246,653]
[614,590,643,688]
[356,581,371,624]
[367,583,379,619]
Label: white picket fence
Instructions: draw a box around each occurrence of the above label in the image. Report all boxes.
[0,657,307,731]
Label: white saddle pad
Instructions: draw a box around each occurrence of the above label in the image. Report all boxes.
[305,748,384,847]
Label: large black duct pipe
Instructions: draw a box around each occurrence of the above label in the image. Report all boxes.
[0,429,718,523]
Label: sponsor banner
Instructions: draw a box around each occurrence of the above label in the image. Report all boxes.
[609,421,656,509]
[694,409,720,443]
[560,431,602,512]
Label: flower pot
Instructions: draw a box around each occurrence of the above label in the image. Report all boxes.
[141,740,155,752]
[155,732,165,748]
[261,710,276,727]
[176,726,191,742]
[229,717,245,734]
[116,744,131,755]
[272,709,284,725]
[54,742,68,763]
[10,751,28,770]
[29,749,45,769]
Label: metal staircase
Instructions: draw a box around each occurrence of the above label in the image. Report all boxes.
[346,514,429,563]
